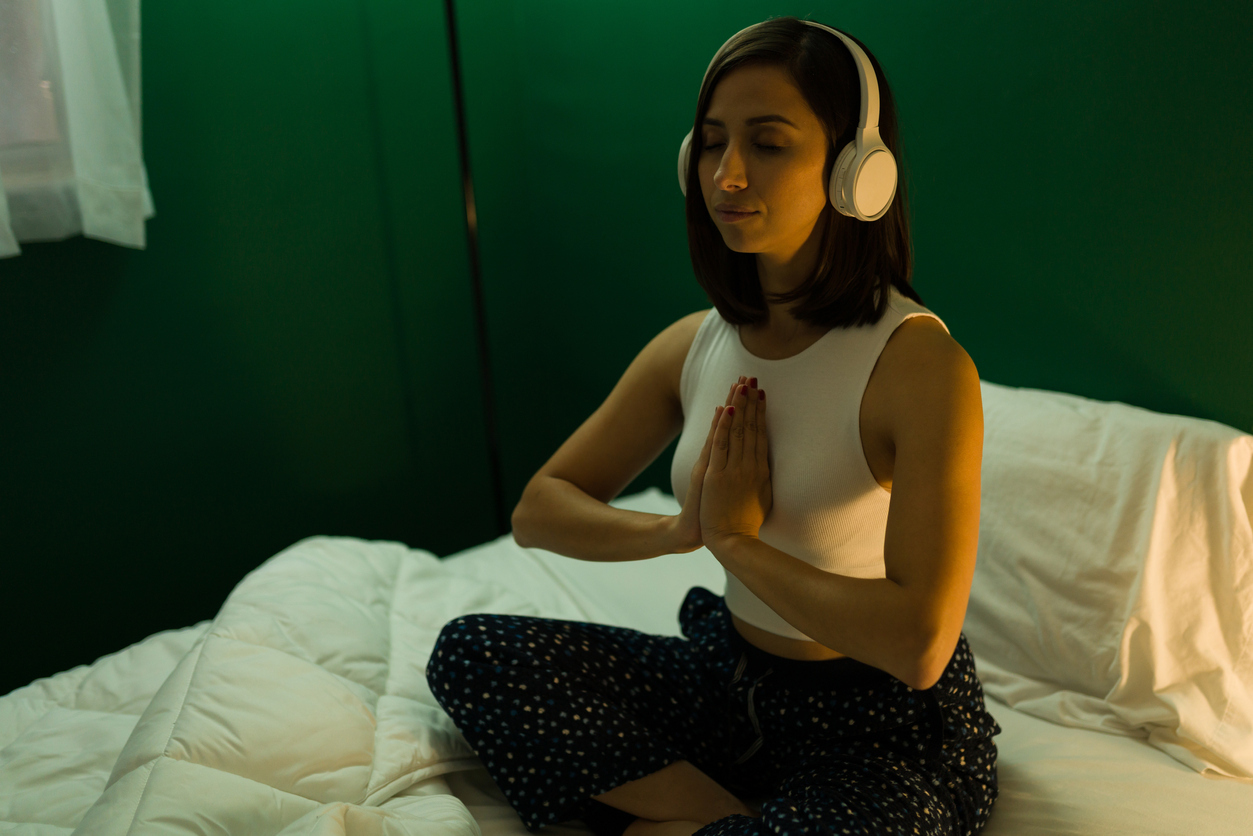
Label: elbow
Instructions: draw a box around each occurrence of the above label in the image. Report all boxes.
[910,665,942,693]
[511,488,534,548]
[512,474,556,549]
[511,504,532,548]
[908,629,955,692]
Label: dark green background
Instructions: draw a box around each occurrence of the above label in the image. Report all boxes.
[2,0,1249,697]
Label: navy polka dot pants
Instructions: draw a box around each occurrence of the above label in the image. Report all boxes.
[426,586,1001,836]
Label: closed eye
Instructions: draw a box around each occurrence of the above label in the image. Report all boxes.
[702,143,781,152]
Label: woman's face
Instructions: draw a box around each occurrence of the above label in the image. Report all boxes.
[698,63,831,263]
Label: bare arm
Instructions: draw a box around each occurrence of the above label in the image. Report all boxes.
[512,475,688,561]
[510,310,725,563]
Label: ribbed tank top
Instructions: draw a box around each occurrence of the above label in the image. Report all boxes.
[669,285,950,640]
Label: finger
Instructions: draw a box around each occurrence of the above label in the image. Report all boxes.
[704,380,737,455]
[711,398,733,472]
[744,379,760,463]
[727,383,748,468]
[756,388,769,471]
[704,377,741,470]
[698,404,722,467]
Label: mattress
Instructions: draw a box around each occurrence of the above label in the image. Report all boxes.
[437,488,1253,836]
[1,487,1249,834]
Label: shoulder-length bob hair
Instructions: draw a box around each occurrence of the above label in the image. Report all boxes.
[685,16,923,328]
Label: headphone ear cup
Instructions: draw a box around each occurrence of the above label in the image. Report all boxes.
[854,147,898,221]
[678,130,693,197]
[830,140,898,221]
[830,141,859,217]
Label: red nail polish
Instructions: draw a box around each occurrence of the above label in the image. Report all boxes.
[759,390,765,401]
[726,406,735,416]
[749,377,757,388]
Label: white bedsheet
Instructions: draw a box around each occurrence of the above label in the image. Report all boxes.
[2,489,1250,834]
[443,488,1253,834]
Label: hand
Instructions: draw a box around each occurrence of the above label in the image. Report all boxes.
[669,376,751,553]
[700,378,772,553]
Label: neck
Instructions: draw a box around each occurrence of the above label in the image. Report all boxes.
[750,309,811,342]
[752,209,828,340]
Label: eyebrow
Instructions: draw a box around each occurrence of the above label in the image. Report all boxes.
[702,115,797,128]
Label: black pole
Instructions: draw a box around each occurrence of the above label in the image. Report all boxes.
[442,0,509,540]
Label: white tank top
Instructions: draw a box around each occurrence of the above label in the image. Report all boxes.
[669,285,949,640]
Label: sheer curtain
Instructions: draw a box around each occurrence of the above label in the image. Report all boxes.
[0,0,153,258]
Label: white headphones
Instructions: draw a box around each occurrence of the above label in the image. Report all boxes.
[678,19,897,222]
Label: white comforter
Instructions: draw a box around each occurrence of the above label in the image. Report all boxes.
[2,536,542,836]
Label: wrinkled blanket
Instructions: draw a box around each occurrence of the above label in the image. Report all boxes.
[5,536,542,835]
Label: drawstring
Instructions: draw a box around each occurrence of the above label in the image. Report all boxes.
[730,652,748,685]
[729,652,773,765]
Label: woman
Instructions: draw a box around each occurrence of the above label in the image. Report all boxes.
[427,16,1001,836]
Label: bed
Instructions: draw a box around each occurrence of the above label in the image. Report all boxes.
[2,379,1251,835]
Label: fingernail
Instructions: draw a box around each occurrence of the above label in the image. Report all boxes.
[749,377,757,387]
[759,390,765,401]
[739,384,747,395]
[727,406,735,416]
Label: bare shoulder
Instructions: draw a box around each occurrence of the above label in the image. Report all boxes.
[879,315,982,447]
[656,308,714,405]
[882,315,971,372]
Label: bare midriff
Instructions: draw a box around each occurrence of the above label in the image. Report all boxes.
[730,612,847,661]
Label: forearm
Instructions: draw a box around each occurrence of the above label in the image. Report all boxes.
[713,536,929,689]
[512,475,681,562]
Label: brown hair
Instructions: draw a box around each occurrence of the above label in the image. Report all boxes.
[685,16,924,328]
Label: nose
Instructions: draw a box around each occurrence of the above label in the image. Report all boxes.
[711,141,748,191]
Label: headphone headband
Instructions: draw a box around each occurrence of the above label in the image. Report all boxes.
[701,20,881,132]
[679,18,897,222]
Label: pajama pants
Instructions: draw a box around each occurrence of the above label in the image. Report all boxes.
[426,586,1001,836]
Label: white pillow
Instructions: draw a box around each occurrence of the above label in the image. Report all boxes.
[965,380,1253,782]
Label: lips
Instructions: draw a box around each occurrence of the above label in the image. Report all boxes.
[715,206,757,223]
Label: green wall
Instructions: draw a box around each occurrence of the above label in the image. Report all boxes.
[2,0,1250,696]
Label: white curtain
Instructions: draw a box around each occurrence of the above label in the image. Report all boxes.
[0,0,153,258]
